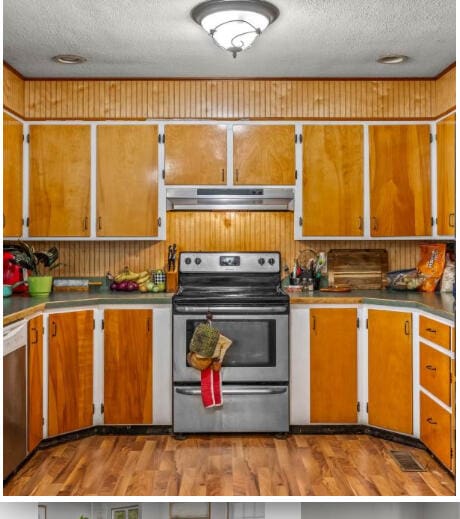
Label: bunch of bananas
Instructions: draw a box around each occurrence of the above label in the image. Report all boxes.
[114,266,150,284]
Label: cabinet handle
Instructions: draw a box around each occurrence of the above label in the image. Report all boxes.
[404,320,410,336]
[425,364,437,371]
[426,417,438,425]
[357,216,363,230]
[221,168,225,182]
[51,321,57,337]
[371,216,378,231]
[449,213,455,227]
[312,315,316,331]
[425,327,437,334]
[235,168,239,183]
[83,216,88,231]
[98,217,102,230]
[30,327,39,344]
[147,318,150,334]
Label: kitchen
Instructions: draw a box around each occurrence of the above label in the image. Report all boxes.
[2,0,456,498]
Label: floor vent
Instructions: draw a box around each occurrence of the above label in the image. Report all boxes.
[389,450,426,472]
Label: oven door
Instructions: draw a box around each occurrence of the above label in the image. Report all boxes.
[173,309,288,383]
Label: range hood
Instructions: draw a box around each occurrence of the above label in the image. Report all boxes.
[166,187,294,211]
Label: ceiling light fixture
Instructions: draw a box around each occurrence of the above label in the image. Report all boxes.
[52,54,87,64]
[377,55,409,64]
[191,0,279,58]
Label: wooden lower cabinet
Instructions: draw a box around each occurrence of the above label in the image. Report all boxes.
[28,315,43,451]
[103,309,153,424]
[310,308,357,423]
[368,309,413,434]
[48,310,94,436]
[420,391,452,469]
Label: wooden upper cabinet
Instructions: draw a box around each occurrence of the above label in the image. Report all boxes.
[368,309,413,435]
[97,125,159,236]
[310,308,357,423]
[104,309,153,425]
[28,315,43,451]
[164,124,227,185]
[29,125,91,237]
[48,310,94,436]
[233,125,295,185]
[436,113,455,235]
[302,125,363,236]
[3,113,23,237]
[369,125,431,236]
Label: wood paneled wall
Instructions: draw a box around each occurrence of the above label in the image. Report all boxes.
[32,212,424,278]
[3,65,25,117]
[436,65,456,117]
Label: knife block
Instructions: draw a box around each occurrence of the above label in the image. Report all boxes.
[166,270,178,293]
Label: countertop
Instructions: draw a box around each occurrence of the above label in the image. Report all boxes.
[3,287,455,326]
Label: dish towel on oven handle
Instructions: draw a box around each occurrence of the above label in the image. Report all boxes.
[201,367,222,408]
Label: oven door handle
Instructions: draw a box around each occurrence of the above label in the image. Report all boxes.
[175,387,287,396]
[174,305,288,313]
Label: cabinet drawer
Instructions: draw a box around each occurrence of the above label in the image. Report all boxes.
[419,342,451,406]
[420,392,452,469]
[419,315,451,350]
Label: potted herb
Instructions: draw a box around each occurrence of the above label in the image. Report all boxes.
[5,241,61,296]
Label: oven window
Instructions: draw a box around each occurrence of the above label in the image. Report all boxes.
[186,319,276,367]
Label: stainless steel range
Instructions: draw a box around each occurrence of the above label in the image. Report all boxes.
[172,251,289,434]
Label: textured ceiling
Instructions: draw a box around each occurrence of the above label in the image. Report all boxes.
[3,0,456,78]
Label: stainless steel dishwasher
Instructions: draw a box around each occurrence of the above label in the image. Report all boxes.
[3,320,28,479]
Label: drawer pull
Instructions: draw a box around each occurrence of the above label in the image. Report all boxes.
[426,417,438,425]
[425,364,437,371]
[425,327,437,333]
[404,320,410,336]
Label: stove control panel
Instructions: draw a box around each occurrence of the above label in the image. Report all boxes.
[180,252,280,273]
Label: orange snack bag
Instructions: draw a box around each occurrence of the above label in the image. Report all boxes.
[417,244,446,292]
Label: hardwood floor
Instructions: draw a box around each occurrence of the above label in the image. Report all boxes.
[3,434,455,496]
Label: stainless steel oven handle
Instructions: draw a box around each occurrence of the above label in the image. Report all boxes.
[175,387,287,396]
[174,305,288,313]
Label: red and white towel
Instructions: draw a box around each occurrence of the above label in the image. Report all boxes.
[200,367,222,408]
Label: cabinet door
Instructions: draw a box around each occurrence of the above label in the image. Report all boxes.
[368,309,412,434]
[164,125,227,185]
[310,308,357,423]
[436,114,455,235]
[233,125,295,185]
[302,125,363,236]
[369,125,431,236]
[3,113,23,237]
[29,125,91,237]
[97,125,159,236]
[104,309,153,424]
[28,315,43,451]
[48,311,94,436]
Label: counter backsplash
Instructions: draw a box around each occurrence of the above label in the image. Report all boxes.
[27,212,438,278]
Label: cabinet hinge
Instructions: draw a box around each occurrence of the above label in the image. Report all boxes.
[295,170,298,180]
[101,403,104,414]
[357,317,360,328]
[430,133,433,143]
[158,217,162,227]
[299,134,303,143]
[158,133,161,143]
[431,217,435,227]
[26,134,30,143]
[26,217,30,227]
[42,417,45,425]
[162,134,165,143]
[101,319,104,330]
[295,134,297,143]
[366,402,369,413]
[162,169,165,180]
[93,319,96,330]
[366,318,368,329]
[92,404,95,415]
[357,402,361,413]
[451,448,454,459]
[299,216,303,226]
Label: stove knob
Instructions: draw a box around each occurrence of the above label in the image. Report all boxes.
[268,258,275,265]
[195,257,202,265]
[184,257,192,265]
[258,258,266,266]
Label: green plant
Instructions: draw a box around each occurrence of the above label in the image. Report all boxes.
[5,241,61,276]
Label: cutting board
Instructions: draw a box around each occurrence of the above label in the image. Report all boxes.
[327,249,388,289]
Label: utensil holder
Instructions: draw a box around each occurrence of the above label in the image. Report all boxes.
[166,270,178,293]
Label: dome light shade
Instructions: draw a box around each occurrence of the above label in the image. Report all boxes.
[191,0,279,58]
